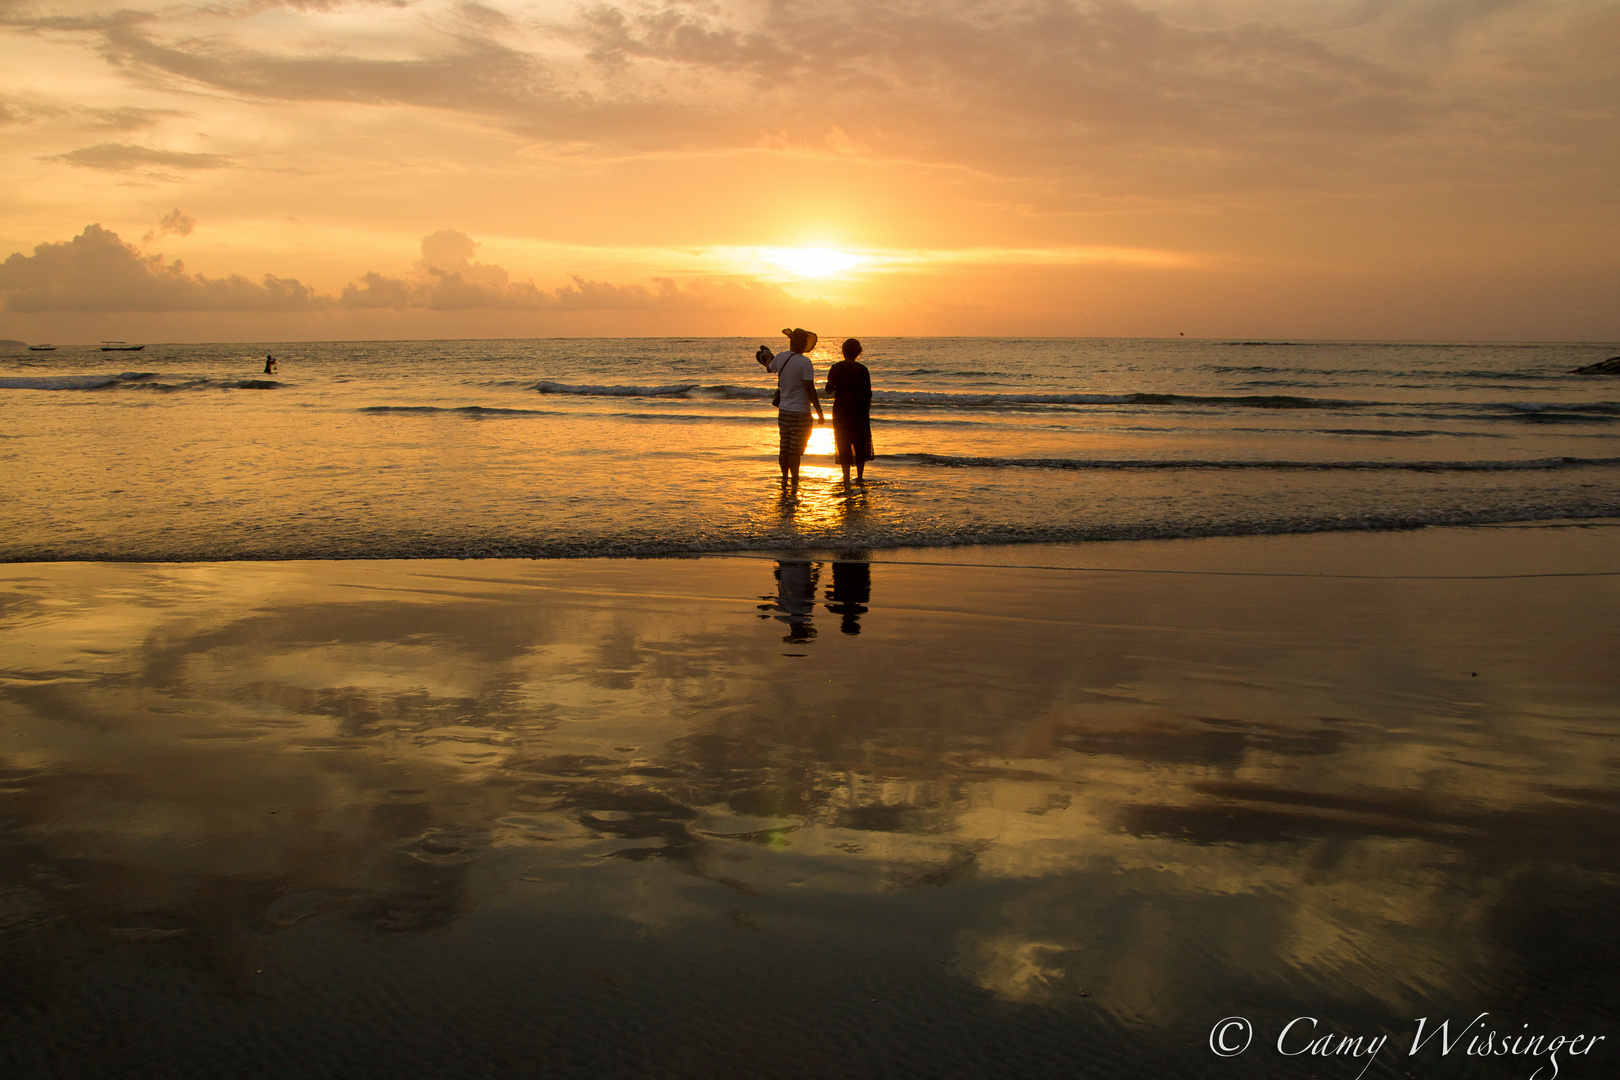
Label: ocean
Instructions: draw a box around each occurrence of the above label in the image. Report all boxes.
[3,338,1619,1078]
[4,336,1618,561]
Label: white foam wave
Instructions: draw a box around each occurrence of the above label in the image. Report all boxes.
[523,380,1357,409]
[876,390,1139,406]
[0,371,155,390]
[887,453,1620,472]
[1501,401,1620,414]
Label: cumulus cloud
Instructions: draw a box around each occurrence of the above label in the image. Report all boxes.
[0,225,800,313]
[0,224,326,312]
[340,229,798,311]
[46,142,232,172]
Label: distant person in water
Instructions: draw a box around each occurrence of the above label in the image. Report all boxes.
[824,338,873,484]
[755,327,824,484]
[263,354,278,375]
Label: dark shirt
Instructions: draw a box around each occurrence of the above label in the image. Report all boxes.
[824,360,872,418]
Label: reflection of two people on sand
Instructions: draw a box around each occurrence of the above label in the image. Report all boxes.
[759,559,872,641]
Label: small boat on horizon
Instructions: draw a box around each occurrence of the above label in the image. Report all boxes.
[28,344,57,351]
[100,341,145,352]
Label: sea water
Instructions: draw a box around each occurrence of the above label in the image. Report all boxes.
[3,337,1618,560]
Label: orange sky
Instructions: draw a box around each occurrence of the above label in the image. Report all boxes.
[1,0,1616,342]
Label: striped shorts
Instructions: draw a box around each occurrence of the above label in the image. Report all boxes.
[777,410,814,456]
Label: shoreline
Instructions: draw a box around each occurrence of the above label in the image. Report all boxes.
[5,512,1619,566]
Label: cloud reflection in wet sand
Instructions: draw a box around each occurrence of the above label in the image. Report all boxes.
[0,555,1615,1077]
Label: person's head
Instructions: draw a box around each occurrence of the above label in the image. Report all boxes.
[842,338,863,361]
[788,328,811,353]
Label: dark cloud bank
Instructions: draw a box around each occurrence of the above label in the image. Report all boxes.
[0,225,796,313]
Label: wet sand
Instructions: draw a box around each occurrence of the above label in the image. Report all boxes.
[1,525,1617,1079]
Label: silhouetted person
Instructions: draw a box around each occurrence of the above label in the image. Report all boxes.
[824,338,873,484]
[764,560,818,642]
[264,354,278,375]
[756,328,824,485]
[825,561,871,635]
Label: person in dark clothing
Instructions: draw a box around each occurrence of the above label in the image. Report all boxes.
[824,337,873,484]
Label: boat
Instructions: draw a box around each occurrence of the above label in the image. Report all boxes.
[28,344,56,351]
[100,341,145,352]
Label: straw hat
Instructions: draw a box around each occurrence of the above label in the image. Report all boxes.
[781,327,818,352]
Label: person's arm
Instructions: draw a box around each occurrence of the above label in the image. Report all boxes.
[805,380,824,422]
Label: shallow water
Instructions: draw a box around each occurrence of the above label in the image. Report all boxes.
[3,337,1619,560]
[1,532,1615,1078]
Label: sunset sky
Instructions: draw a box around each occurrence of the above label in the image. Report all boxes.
[1,0,1615,342]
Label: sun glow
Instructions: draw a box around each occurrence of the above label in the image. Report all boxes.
[758,247,865,278]
[807,425,836,456]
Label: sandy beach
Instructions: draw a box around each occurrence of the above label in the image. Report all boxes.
[2,523,1615,1078]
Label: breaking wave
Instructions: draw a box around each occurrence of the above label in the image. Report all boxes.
[0,371,159,390]
[361,405,554,416]
[886,454,1620,472]
[526,380,1366,410]
[0,372,281,391]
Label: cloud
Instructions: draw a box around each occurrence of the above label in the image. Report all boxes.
[0,225,803,313]
[143,207,196,245]
[94,17,561,116]
[7,1,1437,174]
[575,0,1420,132]
[46,142,233,172]
[11,0,1611,201]
[340,229,799,311]
[80,106,190,132]
[0,224,326,312]
[552,276,803,313]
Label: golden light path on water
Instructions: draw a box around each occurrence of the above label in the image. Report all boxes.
[806,425,836,457]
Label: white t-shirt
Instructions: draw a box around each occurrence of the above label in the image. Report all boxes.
[768,350,816,413]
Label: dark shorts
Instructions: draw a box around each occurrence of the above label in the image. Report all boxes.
[832,414,874,465]
[777,410,814,457]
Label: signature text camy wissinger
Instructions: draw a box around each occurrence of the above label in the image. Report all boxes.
[1209,1012,1606,1079]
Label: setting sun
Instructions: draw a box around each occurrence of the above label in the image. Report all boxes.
[758,247,866,278]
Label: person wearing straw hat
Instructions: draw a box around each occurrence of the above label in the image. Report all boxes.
[754,327,825,485]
